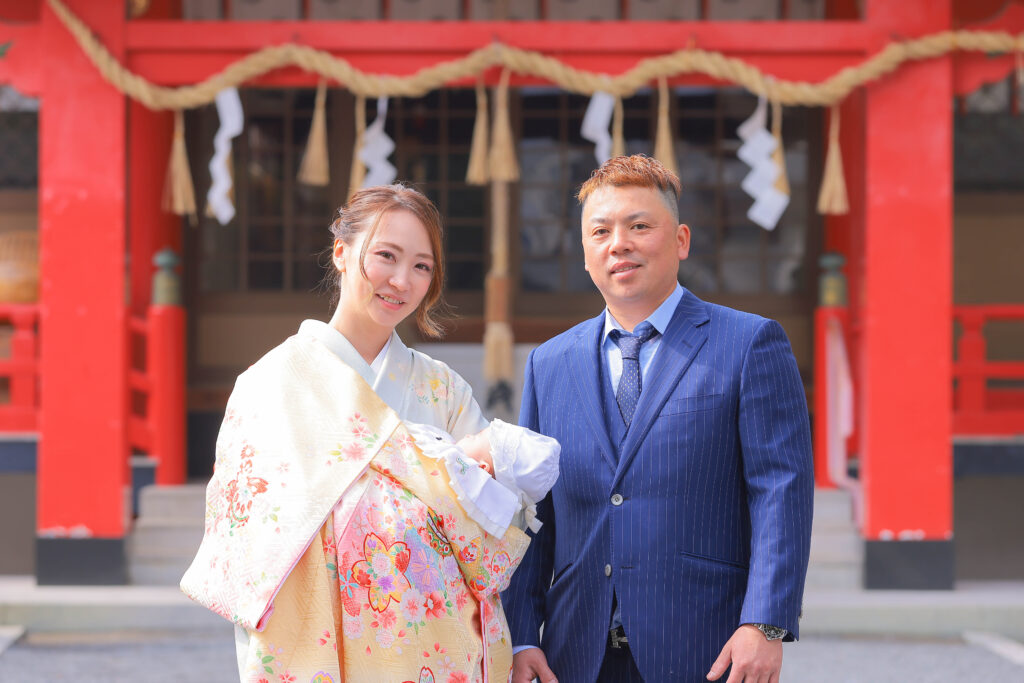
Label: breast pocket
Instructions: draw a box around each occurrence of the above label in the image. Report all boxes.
[660,394,724,416]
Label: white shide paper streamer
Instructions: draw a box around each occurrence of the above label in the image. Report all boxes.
[737,95,789,231]
[581,91,616,165]
[359,96,397,188]
[206,87,243,225]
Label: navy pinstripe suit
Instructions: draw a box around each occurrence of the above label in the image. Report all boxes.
[502,287,814,682]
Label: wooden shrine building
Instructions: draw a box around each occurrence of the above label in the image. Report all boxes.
[0,0,1022,589]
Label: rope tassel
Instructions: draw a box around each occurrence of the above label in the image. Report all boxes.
[348,95,367,200]
[488,69,519,182]
[817,105,849,215]
[298,80,330,187]
[163,110,197,225]
[654,77,678,175]
[466,77,490,186]
[612,95,625,159]
[1016,41,1023,89]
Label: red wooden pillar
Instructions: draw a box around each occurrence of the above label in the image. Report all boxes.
[128,103,178,316]
[36,0,130,584]
[860,0,954,589]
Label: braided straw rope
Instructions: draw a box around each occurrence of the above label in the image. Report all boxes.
[47,0,1024,110]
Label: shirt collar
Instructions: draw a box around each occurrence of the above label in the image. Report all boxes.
[602,283,684,343]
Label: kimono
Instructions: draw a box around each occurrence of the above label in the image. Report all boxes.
[181,325,527,683]
[298,320,488,440]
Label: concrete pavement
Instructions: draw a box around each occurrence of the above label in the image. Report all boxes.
[1,575,1024,681]
[3,575,1024,639]
[2,629,1024,682]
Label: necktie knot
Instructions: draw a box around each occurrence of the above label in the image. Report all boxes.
[610,322,657,361]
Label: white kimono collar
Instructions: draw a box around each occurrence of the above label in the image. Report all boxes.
[297,320,413,415]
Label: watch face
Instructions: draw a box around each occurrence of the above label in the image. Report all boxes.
[757,623,787,640]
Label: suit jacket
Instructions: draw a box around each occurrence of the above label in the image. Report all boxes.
[502,288,814,682]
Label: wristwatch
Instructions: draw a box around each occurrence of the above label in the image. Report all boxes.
[751,623,788,641]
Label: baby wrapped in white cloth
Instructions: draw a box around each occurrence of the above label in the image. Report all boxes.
[405,419,560,537]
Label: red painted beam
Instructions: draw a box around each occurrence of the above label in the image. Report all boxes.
[123,20,879,53]
[126,52,869,89]
[952,3,1024,96]
[119,21,877,88]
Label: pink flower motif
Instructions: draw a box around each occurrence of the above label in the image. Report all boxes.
[342,441,365,460]
[447,672,469,683]
[278,674,296,683]
[486,616,503,642]
[378,609,398,629]
[395,431,416,450]
[402,588,427,623]
[424,591,447,620]
[455,588,469,611]
[343,613,363,638]
[376,629,396,649]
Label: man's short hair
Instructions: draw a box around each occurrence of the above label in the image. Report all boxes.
[576,154,682,221]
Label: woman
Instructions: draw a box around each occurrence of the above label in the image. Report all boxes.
[182,185,530,683]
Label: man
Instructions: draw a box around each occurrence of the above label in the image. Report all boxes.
[503,155,814,682]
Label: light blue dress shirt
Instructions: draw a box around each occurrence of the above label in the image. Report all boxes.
[601,283,684,394]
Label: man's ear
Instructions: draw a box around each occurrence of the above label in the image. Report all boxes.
[677,224,691,261]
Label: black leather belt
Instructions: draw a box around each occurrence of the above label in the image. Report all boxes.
[608,625,629,649]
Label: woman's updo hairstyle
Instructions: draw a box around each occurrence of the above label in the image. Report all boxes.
[328,184,448,338]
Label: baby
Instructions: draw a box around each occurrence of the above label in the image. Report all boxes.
[404,420,560,538]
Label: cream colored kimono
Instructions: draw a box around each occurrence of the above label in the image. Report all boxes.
[181,326,527,683]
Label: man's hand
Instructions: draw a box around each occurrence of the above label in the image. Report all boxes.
[706,624,782,683]
[512,647,558,683]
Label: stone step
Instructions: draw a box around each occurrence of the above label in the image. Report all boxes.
[804,563,862,590]
[128,540,202,562]
[137,484,207,520]
[128,558,194,587]
[812,488,857,527]
[0,576,228,632]
[809,528,863,565]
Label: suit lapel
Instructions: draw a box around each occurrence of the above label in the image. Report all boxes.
[567,314,618,472]
[612,290,710,486]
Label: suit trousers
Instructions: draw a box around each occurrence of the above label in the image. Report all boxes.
[597,642,645,682]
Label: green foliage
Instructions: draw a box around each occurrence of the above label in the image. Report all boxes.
[0,42,11,58]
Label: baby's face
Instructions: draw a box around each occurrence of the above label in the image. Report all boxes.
[456,428,491,475]
[456,427,492,472]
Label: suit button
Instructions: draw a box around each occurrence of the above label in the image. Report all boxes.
[611,493,624,506]
[604,564,612,577]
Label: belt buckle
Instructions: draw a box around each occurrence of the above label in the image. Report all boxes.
[609,626,628,649]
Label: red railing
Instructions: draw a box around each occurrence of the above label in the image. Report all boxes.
[0,304,39,431]
[954,305,1024,436]
[128,304,186,485]
[0,248,186,483]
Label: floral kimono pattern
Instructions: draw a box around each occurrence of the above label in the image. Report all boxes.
[181,332,527,683]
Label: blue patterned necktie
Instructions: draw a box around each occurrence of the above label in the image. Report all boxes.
[610,322,657,426]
